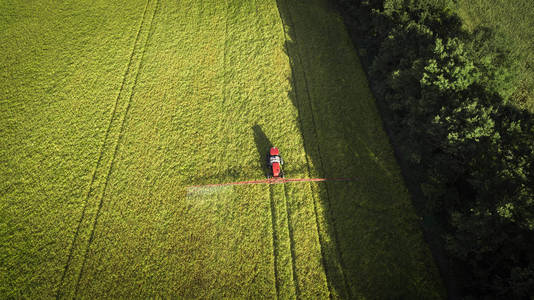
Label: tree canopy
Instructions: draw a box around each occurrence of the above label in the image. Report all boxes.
[335,0,534,297]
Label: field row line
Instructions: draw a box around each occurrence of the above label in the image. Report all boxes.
[274,0,331,298]
[73,0,160,294]
[269,185,281,298]
[281,184,300,298]
[56,0,160,297]
[269,183,299,299]
[275,0,352,298]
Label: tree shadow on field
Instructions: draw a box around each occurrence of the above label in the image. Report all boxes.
[252,125,273,178]
[275,0,445,299]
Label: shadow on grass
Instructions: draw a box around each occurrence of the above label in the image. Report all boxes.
[252,124,273,178]
[275,0,445,298]
[188,126,299,186]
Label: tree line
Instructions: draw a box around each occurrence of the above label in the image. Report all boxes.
[333,0,534,298]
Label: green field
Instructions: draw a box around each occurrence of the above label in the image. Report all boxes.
[456,0,534,111]
[1,0,444,298]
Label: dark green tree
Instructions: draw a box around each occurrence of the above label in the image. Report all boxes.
[334,0,534,297]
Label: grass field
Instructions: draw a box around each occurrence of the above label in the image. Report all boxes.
[1,0,444,298]
[456,0,534,112]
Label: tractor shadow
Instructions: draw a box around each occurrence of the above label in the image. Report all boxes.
[187,125,278,186]
[252,124,273,178]
[275,0,445,298]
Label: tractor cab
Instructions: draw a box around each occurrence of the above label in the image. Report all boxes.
[266,147,284,178]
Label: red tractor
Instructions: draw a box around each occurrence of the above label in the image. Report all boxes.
[266,147,284,178]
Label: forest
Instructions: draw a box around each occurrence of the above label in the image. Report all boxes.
[334,0,534,298]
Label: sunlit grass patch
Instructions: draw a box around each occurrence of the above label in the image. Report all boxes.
[456,0,534,111]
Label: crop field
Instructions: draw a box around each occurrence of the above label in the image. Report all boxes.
[456,0,534,111]
[1,0,444,298]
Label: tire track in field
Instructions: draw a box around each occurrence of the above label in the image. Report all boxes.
[275,0,352,298]
[73,0,160,295]
[281,183,301,299]
[55,0,159,297]
[269,183,299,299]
[268,185,281,298]
[221,0,229,106]
[274,0,331,297]
[55,0,151,297]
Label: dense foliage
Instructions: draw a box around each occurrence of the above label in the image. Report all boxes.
[334,0,534,298]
